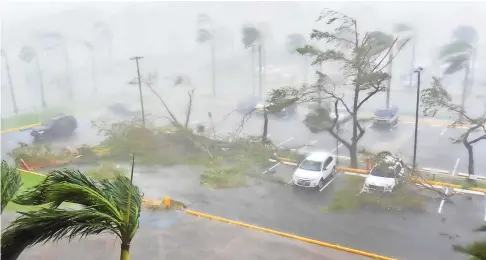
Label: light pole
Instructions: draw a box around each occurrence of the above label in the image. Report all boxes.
[130,56,146,128]
[412,67,423,170]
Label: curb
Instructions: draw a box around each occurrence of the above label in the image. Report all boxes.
[185,209,397,260]
[1,123,41,134]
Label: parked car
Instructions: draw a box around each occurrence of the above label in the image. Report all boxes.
[372,106,399,129]
[30,114,78,141]
[108,103,140,117]
[361,152,406,193]
[236,96,297,118]
[292,151,336,190]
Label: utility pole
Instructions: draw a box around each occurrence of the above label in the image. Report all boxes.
[412,67,423,170]
[1,49,19,114]
[385,51,393,109]
[130,56,146,128]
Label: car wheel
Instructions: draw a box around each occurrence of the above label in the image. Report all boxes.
[317,178,325,190]
[331,166,336,176]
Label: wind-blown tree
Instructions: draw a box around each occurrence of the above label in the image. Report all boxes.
[1,49,19,113]
[439,25,478,121]
[0,160,22,213]
[393,23,416,88]
[287,33,311,84]
[277,9,409,168]
[453,225,486,260]
[241,25,262,97]
[1,161,142,260]
[421,77,485,176]
[196,14,217,96]
[18,46,47,108]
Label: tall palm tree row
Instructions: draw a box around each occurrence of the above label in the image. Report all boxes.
[196,14,217,96]
[1,161,142,260]
[439,25,478,121]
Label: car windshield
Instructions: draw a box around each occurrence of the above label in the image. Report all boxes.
[299,160,321,171]
[370,167,395,178]
[42,119,55,126]
[374,109,394,118]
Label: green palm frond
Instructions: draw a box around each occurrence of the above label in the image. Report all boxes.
[453,241,486,260]
[1,160,22,213]
[452,25,478,44]
[367,31,394,56]
[439,41,473,59]
[286,33,306,54]
[197,29,212,43]
[1,207,121,260]
[296,45,320,57]
[442,60,467,75]
[393,23,413,33]
[241,25,260,48]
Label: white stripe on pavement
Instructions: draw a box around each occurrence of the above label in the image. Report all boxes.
[438,158,460,214]
[262,162,281,174]
[276,137,294,148]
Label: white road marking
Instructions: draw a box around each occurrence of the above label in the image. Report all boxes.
[310,140,318,145]
[440,128,447,136]
[262,162,281,174]
[276,137,294,148]
[287,179,293,185]
[319,172,339,192]
[331,143,343,153]
[438,158,460,214]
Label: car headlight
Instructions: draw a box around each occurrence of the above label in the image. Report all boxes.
[37,130,44,134]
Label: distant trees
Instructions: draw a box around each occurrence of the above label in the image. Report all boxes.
[196,14,217,96]
[241,25,263,97]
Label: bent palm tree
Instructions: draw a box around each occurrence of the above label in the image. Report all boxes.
[196,14,216,96]
[1,160,22,213]
[1,164,142,260]
[439,26,477,121]
[241,25,262,97]
[393,23,415,88]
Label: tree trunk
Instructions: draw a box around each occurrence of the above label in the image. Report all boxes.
[258,44,263,98]
[409,41,416,88]
[469,47,476,95]
[463,138,475,176]
[210,39,216,97]
[120,244,130,260]
[262,110,268,144]
[386,50,393,109]
[35,57,47,108]
[2,51,18,114]
[251,46,255,96]
[349,142,359,168]
[459,65,470,121]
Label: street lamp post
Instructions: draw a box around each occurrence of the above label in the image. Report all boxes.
[412,67,423,170]
[130,56,146,128]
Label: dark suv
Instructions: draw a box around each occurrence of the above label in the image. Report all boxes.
[30,114,78,141]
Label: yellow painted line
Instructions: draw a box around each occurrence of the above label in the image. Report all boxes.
[186,209,397,260]
[337,166,369,174]
[17,168,46,177]
[1,123,41,134]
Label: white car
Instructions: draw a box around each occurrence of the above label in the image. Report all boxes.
[292,152,336,190]
[361,153,406,193]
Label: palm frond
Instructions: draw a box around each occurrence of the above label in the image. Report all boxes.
[286,33,306,54]
[241,25,260,48]
[1,160,22,213]
[439,41,473,59]
[197,29,212,43]
[393,23,413,33]
[453,241,486,259]
[367,31,394,56]
[452,25,478,44]
[442,60,466,75]
[296,45,320,57]
[1,207,121,260]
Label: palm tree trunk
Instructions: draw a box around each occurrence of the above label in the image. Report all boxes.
[2,50,18,114]
[251,46,255,96]
[262,110,268,144]
[468,47,476,96]
[120,244,130,260]
[62,43,74,100]
[258,44,262,98]
[409,41,416,88]
[35,56,47,108]
[386,50,393,109]
[459,65,470,121]
[210,39,216,96]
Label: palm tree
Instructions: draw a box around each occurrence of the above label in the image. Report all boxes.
[18,46,47,108]
[393,23,416,88]
[286,33,309,83]
[241,25,262,97]
[1,49,19,114]
[1,158,142,260]
[196,14,217,96]
[453,225,486,260]
[1,160,22,213]
[439,25,478,121]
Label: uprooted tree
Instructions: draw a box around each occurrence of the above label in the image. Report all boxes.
[421,76,486,176]
[269,9,409,168]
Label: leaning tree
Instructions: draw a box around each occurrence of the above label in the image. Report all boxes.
[272,9,409,168]
[196,14,217,96]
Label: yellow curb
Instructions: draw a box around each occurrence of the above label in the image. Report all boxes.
[337,166,369,174]
[185,209,397,260]
[17,168,46,177]
[1,123,41,134]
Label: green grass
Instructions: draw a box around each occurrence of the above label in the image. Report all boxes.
[201,166,248,188]
[1,107,70,130]
[421,175,486,189]
[324,176,427,213]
